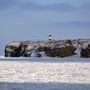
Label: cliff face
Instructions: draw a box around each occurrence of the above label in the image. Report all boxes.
[81,45,90,58]
[38,46,75,58]
[5,40,90,58]
[5,41,30,57]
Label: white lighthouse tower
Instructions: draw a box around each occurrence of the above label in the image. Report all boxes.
[49,34,52,41]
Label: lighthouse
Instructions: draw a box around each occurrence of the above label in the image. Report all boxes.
[49,34,52,41]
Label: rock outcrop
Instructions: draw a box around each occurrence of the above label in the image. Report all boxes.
[38,46,75,58]
[81,45,90,58]
[5,39,90,58]
[5,41,30,57]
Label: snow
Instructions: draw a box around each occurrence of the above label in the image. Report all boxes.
[39,52,46,57]
[26,45,33,50]
[74,44,81,57]
[0,58,90,90]
[0,56,5,58]
[82,41,90,49]
[8,41,21,47]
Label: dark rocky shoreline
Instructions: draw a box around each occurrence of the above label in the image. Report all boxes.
[5,39,90,58]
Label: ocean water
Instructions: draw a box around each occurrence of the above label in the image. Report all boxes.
[0,57,90,90]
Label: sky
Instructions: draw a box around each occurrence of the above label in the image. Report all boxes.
[0,0,90,55]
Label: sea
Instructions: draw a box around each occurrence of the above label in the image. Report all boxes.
[0,57,90,90]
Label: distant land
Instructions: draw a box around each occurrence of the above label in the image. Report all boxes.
[4,39,90,58]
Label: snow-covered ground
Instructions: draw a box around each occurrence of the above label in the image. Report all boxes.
[0,58,90,90]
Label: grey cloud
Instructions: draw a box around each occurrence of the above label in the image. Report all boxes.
[45,3,75,11]
[0,0,18,10]
[0,0,76,12]
[51,21,90,28]
[19,2,44,11]
[0,0,90,12]
[16,2,90,12]
[19,2,75,12]
[80,3,90,10]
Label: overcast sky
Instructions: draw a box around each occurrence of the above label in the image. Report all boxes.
[0,0,90,55]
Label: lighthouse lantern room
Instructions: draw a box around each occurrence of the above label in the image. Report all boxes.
[49,34,52,41]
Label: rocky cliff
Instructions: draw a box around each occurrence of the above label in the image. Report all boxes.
[5,40,90,58]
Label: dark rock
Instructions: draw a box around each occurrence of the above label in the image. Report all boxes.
[81,45,90,58]
[38,46,76,57]
[5,42,29,57]
[4,40,90,58]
